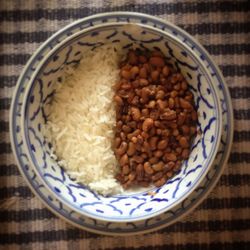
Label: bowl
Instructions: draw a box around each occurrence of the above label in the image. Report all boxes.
[18,13,222,222]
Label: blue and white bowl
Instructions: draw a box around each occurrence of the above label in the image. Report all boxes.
[16,13,222,222]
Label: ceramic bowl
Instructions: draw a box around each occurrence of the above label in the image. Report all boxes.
[18,13,222,222]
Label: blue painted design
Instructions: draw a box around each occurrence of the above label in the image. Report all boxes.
[181,51,188,57]
[112,39,120,43]
[42,90,55,104]
[48,195,53,201]
[202,117,216,158]
[30,95,34,103]
[106,30,118,39]
[187,72,192,79]
[106,204,123,215]
[16,125,20,133]
[197,74,214,109]
[126,223,137,229]
[43,46,73,76]
[44,173,64,183]
[66,186,77,203]
[165,42,198,70]
[185,164,203,177]
[31,144,36,152]
[193,154,198,162]
[17,140,23,147]
[54,187,61,193]
[53,55,59,61]
[91,31,99,36]
[78,41,104,47]
[129,202,147,215]
[122,43,133,49]
[122,31,163,43]
[80,202,102,208]
[151,198,168,202]
[96,209,104,213]
[210,135,215,143]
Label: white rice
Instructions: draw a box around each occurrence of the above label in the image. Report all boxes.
[44,45,123,195]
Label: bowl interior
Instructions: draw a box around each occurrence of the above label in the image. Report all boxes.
[22,23,221,221]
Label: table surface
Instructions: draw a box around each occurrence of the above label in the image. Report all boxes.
[0,0,249,249]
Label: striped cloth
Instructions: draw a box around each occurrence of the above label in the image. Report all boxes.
[0,0,249,249]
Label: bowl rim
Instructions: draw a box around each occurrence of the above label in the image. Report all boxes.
[13,12,223,222]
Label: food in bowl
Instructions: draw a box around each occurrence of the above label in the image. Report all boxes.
[114,49,197,189]
[44,46,122,195]
[44,44,197,195]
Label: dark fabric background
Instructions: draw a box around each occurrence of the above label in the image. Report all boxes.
[0,0,249,249]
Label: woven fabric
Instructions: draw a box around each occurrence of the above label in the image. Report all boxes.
[0,0,249,249]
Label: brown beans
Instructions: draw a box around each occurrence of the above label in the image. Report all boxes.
[130,107,141,121]
[128,50,138,65]
[177,113,186,125]
[162,66,170,76]
[119,154,128,166]
[160,110,176,120]
[130,66,139,78]
[149,136,158,150]
[139,55,147,64]
[132,155,144,163]
[154,150,163,158]
[154,177,166,187]
[116,141,128,156]
[149,56,165,67]
[147,100,156,109]
[136,164,144,180]
[152,161,164,172]
[122,165,130,175]
[181,125,190,135]
[114,95,123,106]
[127,142,136,156]
[152,172,163,181]
[139,78,149,86]
[151,70,159,82]
[156,90,165,99]
[142,118,154,132]
[157,100,168,110]
[179,136,189,148]
[149,157,159,164]
[114,137,121,148]
[139,67,148,78]
[114,49,198,189]
[168,97,175,109]
[122,125,131,133]
[164,152,177,162]
[144,162,154,175]
[121,70,131,80]
[181,81,188,90]
[182,149,189,159]
[180,98,193,110]
[157,139,168,150]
